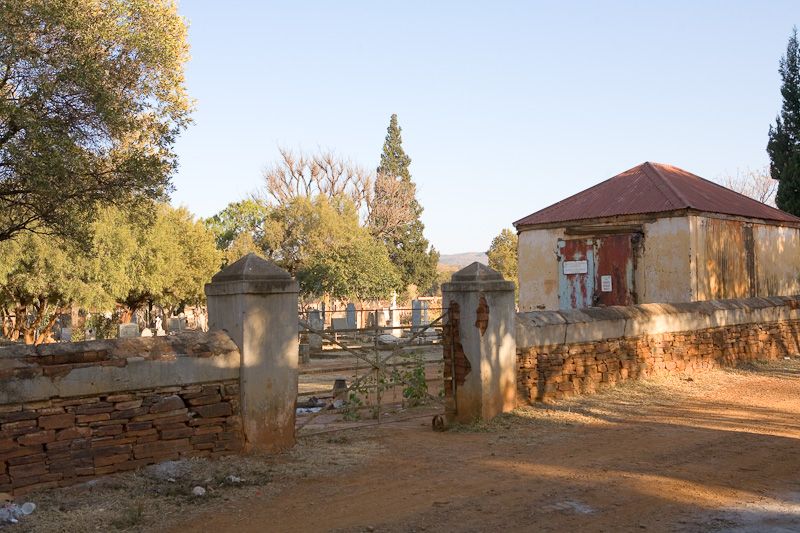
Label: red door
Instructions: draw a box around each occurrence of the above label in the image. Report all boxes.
[593,234,637,306]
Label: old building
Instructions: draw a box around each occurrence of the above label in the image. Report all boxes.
[513,162,800,311]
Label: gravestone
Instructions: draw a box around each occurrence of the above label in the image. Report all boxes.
[421,300,430,327]
[118,323,139,338]
[345,303,357,329]
[60,327,71,342]
[411,300,421,332]
[167,317,185,333]
[84,328,96,341]
[331,317,348,331]
[320,302,326,323]
[308,309,323,352]
[140,328,153,337]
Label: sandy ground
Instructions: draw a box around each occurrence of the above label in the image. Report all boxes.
[15,359,800,532]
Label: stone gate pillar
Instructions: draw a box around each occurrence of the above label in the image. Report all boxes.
[205,253,299,452]
[442,262,516,424]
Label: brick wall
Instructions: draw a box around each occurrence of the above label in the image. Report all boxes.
[0,332,244,494]
[516,297,800,402]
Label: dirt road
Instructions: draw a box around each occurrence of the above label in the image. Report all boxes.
[172,360,800,533]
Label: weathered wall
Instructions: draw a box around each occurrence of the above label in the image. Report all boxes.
[691,215,800,301]
[516,296,800,402]
[518,226,565,311]
[517,216,692,311]
[0,332,244,495]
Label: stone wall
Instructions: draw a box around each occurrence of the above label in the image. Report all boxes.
[516,296,800,402]
[0,332,244,495]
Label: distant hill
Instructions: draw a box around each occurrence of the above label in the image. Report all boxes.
[439,252,488,268]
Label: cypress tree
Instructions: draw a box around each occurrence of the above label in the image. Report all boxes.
[375,114,439,293]
[768,27,800,215]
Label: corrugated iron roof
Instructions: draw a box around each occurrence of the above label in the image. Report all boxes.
[513,162,800,228]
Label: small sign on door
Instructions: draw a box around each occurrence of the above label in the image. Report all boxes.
[601,275,612,292]
[563,260,588,275]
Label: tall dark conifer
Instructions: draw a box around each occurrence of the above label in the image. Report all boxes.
[768,27,800,215]
[374,114,439,293]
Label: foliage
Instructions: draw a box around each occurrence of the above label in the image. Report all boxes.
[0,203,220,342]
[487,228,519,291]
[291,197,400,300]
[768,27,800,215]
[119,204,221,317]
[0,0,192,243]
[372,114,439,292]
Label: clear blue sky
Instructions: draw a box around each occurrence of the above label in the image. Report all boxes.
[171,1,799,254]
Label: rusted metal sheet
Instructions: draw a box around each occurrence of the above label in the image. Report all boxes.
[701,218,752,299]
[557,239,595,310]
[594,233,637,306]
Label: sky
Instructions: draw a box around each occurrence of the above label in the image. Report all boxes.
[171,1,799,255]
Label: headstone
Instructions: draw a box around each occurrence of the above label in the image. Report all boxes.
[60,327,72,342]
[84,328,96,341]
[118,323,140,338]
[140,328,153,337]
[345,303,357,329]
[381,308,390,327]
[331,317,348,331]
[320,302,326,323]
[154,316,163,332]
[308,310,323,331]
[167,317,185,333]
[411,300,421,332]
[421,300,430,327]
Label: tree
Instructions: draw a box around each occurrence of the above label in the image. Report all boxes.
[262,148,373,217]
[720,167,778,206]
[0,0,192,243]
[372,114,439,293]
[768,27,800,215]
[204,199,278,265]
[119,204,221,320]
[487,228,518,295]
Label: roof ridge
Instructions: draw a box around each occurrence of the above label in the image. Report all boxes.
[643,162,690,208]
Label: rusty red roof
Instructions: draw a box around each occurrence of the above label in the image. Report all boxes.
[513,162,800,228]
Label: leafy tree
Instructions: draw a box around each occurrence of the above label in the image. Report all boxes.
[119,204,221,320]
[297,231,400,301]
[768,27,800,215]
[204,199,278,265]
[0,0,192,243]
[487,228,518,295]
[372,114,439,292]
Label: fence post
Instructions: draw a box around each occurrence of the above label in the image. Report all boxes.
[442,262,516,424]
[204,253,299,452]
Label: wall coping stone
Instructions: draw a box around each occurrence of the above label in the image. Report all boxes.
[517,295,800,348]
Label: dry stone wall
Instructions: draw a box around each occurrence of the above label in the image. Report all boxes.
[0,332,244,495]
[516,296,800,402]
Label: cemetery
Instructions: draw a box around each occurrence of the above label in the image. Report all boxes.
[1,2,799,532]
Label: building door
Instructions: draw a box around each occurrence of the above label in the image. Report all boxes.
[557,239,595,310]
[593,233,637,306]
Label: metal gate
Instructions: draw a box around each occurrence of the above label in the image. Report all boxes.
[295,306,450,435]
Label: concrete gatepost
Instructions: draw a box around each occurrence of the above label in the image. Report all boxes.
[441,262,517,424]
[204,253,299,452]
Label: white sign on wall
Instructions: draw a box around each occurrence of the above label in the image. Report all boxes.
[563,260,588,275]
[601,275,612,292]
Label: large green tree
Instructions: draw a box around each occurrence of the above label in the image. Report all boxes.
[487,228,518,297]
[768,27,800,215]
[371,114,439,293]
[0,0,192,243]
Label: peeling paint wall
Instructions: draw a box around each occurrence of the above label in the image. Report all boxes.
[518,227,565,311]
[518,216,692,310]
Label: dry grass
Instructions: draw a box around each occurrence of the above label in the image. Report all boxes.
[18,434,383,533]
